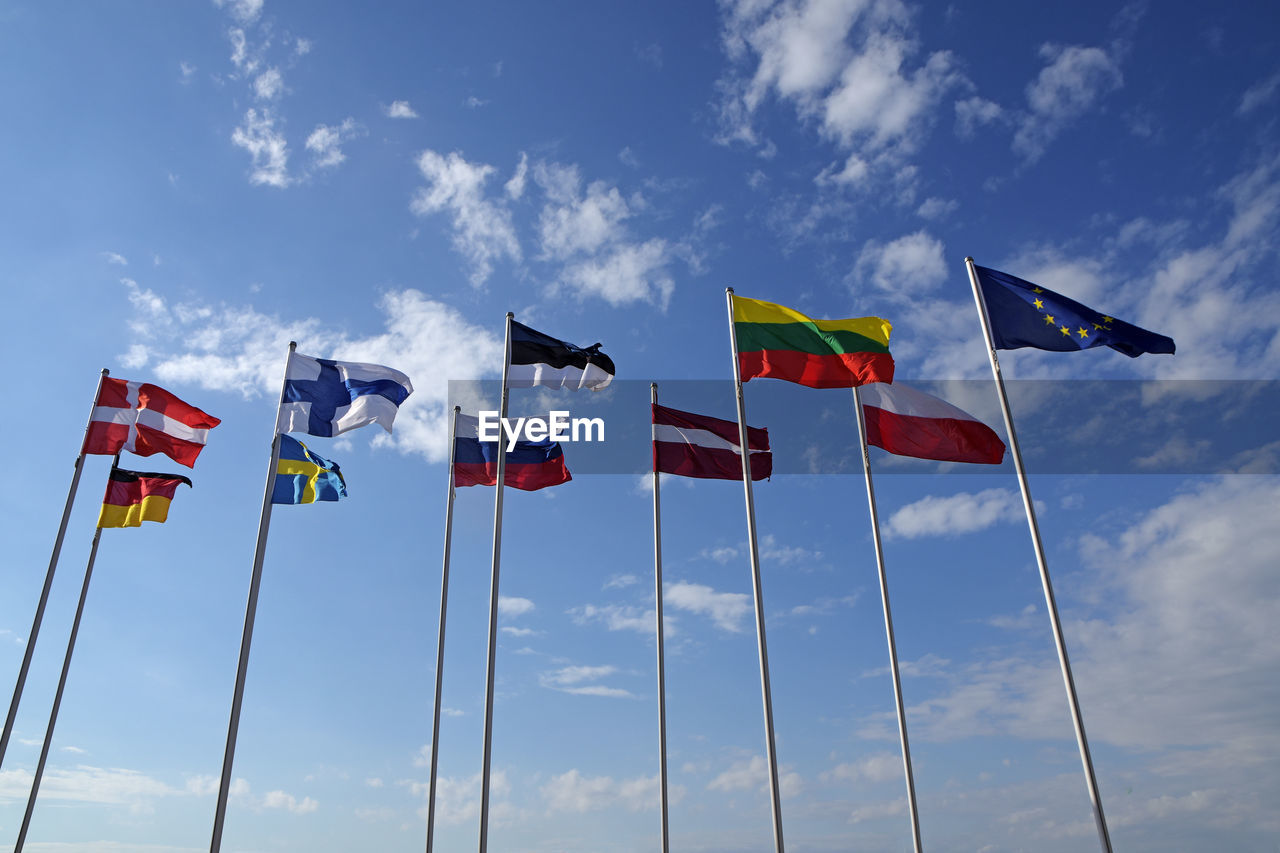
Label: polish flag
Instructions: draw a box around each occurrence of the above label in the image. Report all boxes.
[859,382,1005,465]
[83,378,221,468]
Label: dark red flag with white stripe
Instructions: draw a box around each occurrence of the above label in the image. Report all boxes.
[652,404,770,481]
[83,378,221,468]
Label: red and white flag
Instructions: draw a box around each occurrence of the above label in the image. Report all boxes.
[83,378,221,468]
[859,382,1005,465]
[653,404,771,481]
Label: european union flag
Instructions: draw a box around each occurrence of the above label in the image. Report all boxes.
[975,265,1175,358]
[272,435,347,504]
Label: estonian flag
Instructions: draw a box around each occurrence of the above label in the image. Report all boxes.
[975,265,1175,358]
[509,321,615,391]
[277,351,413,437]
[453,414,572,491]
[272,435,348,504]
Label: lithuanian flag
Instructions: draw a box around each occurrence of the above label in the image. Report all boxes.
[732,295,894,388]
[98,467,192,528]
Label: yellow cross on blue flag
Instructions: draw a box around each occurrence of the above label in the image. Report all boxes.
[975,265,1175,358]
[272,434,347,504]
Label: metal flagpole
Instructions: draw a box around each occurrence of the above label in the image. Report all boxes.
[209,341,296,853]
[12,453,118,853]
[851,387,924,853]
[2,368,109,770]
[425,405,461,853]
[724,288,786,853]
[650,383,671,853]
[965,257,1113,853]
[478,313,514,853]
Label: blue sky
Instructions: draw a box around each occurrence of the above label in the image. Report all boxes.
[2,1,1279,851]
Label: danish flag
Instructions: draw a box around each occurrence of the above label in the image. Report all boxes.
[83,378,220,468]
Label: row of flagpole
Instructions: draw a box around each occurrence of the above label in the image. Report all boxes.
[5,256,1166,852]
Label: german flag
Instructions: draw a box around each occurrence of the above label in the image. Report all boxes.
[98,467,192,528]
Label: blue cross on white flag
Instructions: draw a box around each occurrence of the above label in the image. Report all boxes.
[276,351,413,437]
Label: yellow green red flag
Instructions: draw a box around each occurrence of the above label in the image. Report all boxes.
[731,294,894,388]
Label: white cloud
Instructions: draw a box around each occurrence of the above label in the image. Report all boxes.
[954,95,1003,138]
[665,581,749,632]
[539,664,633,698]
[499,626,538,637]
[464,95,488,109]
[498,596,534,617]
[365,777,383,788]
[0,765,172,806]
[306,117,361,169]
[1238,71,1280,115]
[556,239,675,309]
[822,752,905,785]
[385,100,419,119]
[916,196,958,220]
[535,164,632,260]
[504,152,528,200]
[262,789,318,814]
[216,0,263,25]
[405,770,509,826]
[118,280,502,461]
[759,533,822,566]
[885,488,1025,539]
[294,37,311,56]
[102,251,128,266]
[568,603,659,635]
[253,67,284,100]
[179,61,197,82]
[1013,44,1123,162]
[854,229,946,292]
[604,573,638,589]
[718,0,963,164]
[411,149,522,286]
[542,770,672,813]
[708,754,765,792]
[618,146,640,168]
[231,108,289,187]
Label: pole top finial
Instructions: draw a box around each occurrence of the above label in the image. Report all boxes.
[650,381,657,390]
[101,368,110,376]
[506,311,515,319]
[726,287,735,295]
[288,341,298,351]
[964,256,974,264]
[454,405,461,413]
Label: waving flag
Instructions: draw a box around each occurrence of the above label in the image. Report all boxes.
[272,435,347,504]
[860,382,1005,464]
[276,352,413,437]
[83,378,220,467]
[732,295,894,388]
[975,265,1175,357]
[653,404,771,480]
[453,414,571,491]
[98,467,192,528]
[509,321,615,391]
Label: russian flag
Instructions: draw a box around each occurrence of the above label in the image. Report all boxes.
[452,414,571,492]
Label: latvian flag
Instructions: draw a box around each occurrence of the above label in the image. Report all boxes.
[83,378,221,468]
[453,414,572,492]
[98,467,192,528]
[859,382,1006,464]
[653,404,771,481]
[509,321,615,392]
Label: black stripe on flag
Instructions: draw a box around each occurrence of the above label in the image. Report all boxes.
[511,320,616,376]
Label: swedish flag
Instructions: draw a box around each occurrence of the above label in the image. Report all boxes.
[272,434,348,504]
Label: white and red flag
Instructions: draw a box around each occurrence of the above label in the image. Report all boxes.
[83,378,221,467]
[652,404,771,481]
[859,382,1005,465]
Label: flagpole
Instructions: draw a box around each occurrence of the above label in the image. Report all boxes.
[210,341,296,853]
[724,288,786,853]
[425,405,461,853]
[650,383,671,853]
[12,453,119,853]
[1,368,109,770]
[851,387,923,853]
[965,257,1113,853]
[478,313,513,853]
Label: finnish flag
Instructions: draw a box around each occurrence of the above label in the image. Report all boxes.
[276,351,413,437]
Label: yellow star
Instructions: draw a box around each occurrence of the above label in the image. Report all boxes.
[1033,287,1044,293]
[1092,323,1102,330]
[1077,327,1089,338]
[1033,298,1044,309]
[1102,315,1114,324]
[1060,325,1071,336]
[1044,314,1056,325]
